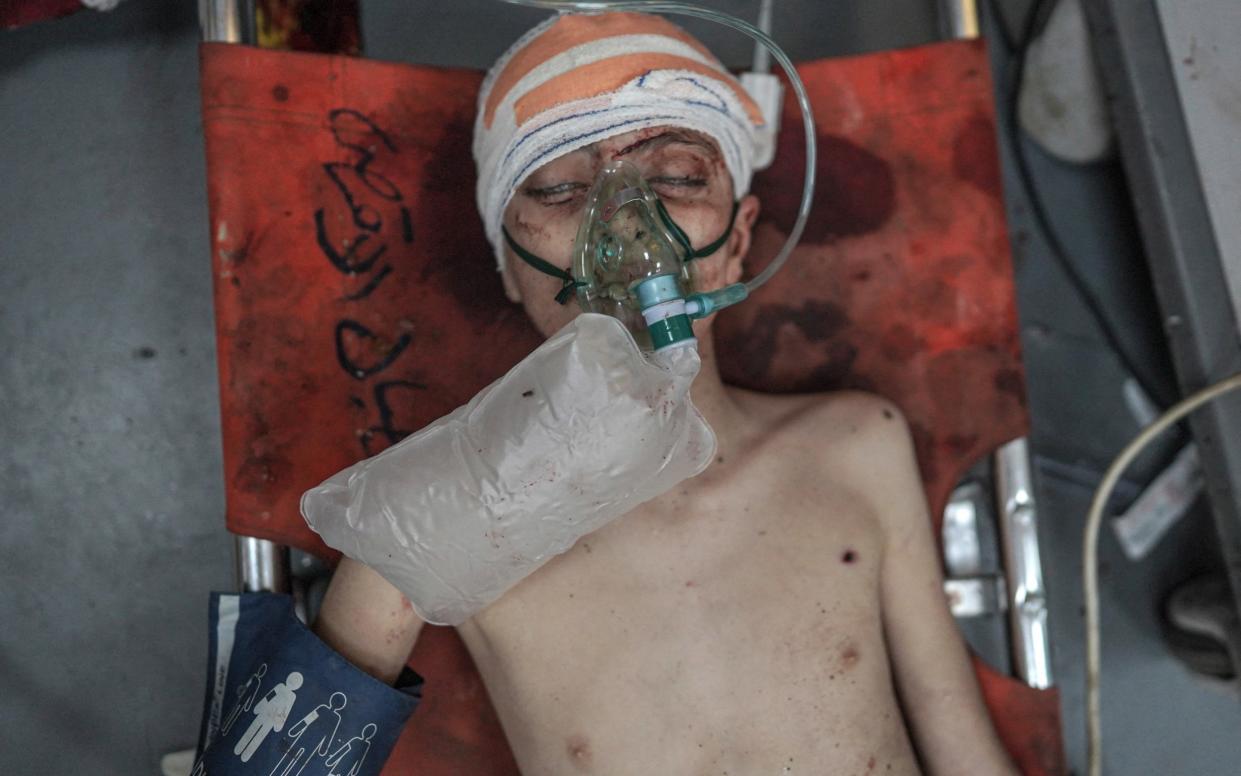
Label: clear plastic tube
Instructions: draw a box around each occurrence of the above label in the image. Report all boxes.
[752,0,776,74]
[496,0,816,297]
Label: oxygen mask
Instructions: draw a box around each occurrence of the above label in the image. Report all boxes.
[503,159,749,352]
[496,0,821,352]
[573,160,695,351]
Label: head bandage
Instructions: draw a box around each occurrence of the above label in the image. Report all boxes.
[473,11,766,271]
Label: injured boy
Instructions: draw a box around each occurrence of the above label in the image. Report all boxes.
[304,12,1017,776]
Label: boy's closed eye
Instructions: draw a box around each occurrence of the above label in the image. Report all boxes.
[649,175,708,191]
[524,181,589,207]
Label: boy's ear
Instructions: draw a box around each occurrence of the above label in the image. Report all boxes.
[724,194,761,285]
[500,252,523,304]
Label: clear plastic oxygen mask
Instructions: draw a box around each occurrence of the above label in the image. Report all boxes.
[573,160,700,351]
[497,0,821,352]
[503,158,749,352]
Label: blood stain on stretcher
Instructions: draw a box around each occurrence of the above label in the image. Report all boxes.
[754,132,897,243]
[952,115,1002,200]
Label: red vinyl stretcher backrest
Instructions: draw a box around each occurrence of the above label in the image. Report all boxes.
[200,40,1064,775]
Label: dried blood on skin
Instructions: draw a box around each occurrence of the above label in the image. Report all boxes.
[610,126,674,157]
[840,643,860,669]
[510,210,554,242]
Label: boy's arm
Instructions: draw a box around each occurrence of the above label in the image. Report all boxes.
[851,400,1018,776]
[314,558,424,685]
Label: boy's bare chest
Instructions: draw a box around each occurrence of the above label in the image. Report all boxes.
[456,457,914,775]
[476,446,885,628]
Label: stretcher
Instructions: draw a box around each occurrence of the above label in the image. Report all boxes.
[199,35,1066,775]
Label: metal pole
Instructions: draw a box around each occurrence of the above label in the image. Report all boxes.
[994,438,1054,688]
[941,0,1052,691]
[235,535,292,594]
[939,0,981,40]
[201,0,288,594]
[199,0,257,45]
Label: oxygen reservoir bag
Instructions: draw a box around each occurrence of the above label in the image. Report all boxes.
[301,313,715,626]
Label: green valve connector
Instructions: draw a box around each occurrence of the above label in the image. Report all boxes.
[646,313,696,351]
[634,278,752,351]
[635,275,696,351]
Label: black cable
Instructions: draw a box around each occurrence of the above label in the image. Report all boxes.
[981,0,1018,54]
[988,0,1173,410]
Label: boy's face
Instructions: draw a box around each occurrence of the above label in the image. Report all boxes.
[500,126,759,340]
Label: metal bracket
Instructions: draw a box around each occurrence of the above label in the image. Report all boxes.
[995,437,1054,689]
[235,536,291,594]
[202,0,287,597]
[946,575,1010,618]
[944,481,989,577]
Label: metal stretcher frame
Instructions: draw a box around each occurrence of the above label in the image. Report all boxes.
[202,0,292,597]
[938,0,1052,693]
[196,3,1067,769]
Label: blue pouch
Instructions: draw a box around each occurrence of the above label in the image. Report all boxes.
[192,592,421,775]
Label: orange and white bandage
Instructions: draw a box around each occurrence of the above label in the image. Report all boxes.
[473,11,767,270]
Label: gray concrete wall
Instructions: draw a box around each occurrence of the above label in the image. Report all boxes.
[1,2,233,771]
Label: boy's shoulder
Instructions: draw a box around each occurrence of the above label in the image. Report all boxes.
[733,387,908,449]
[729,387,922,518]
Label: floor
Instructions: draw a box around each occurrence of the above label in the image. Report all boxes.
[1,1,1238,773]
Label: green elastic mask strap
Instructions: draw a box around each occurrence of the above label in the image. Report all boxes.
[502,225,587,306]
[656,200,741,262]
[501,200,740,306]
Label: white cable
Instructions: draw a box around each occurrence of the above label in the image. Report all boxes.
[752,0,776,74]
[1084,372,1241,776]
[741,0,783,171]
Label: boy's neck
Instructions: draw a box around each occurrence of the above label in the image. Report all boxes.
[685,329,750,463]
